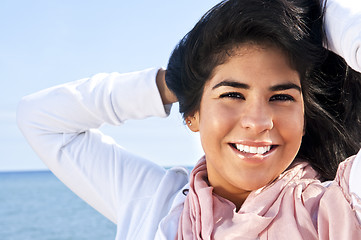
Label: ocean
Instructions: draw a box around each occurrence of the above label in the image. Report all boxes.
[0,171,116,240]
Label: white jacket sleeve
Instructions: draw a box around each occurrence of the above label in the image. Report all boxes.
[324,0,361,223]
[324,0,361,72]
[16,68,187,228]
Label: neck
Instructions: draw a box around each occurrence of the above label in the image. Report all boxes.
[211,184,252,211]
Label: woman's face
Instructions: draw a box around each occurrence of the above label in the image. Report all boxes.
[188,44,304,204]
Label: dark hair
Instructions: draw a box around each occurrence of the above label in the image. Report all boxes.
[166,0,361,180]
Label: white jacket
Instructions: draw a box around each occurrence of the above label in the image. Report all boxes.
[17,0,361,239]
[17,68,190,239]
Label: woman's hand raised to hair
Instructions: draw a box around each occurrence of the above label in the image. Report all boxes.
[156,68,178,105]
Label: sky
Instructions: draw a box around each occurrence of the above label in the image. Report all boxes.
[0,0,221,171]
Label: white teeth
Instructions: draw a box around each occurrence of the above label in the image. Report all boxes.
[235,144,271,154]
[257,147,265,154]
[250,146,257,154]
[244,145,250,152]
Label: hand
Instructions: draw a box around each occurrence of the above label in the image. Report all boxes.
[156,68,178,104]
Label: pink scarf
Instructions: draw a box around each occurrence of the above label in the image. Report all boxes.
[177,156,361,239]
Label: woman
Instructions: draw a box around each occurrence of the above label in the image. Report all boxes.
[17,0,361,239]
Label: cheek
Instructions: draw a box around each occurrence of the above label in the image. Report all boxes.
[276,107,305,148]
[198,103,238,151]
[279,113,303,131]
[199,103,238,136]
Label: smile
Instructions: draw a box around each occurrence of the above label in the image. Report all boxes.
[231,143,273,155]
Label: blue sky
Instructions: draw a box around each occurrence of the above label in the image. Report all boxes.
[0,0,221,171]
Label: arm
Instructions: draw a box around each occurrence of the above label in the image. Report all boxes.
[156,68,178,105]
[16,68,177,223]
[323,0,361,222]
[323,0,361,72]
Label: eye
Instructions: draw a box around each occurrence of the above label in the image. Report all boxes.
[269,94,295,102]
[219,92,245,99]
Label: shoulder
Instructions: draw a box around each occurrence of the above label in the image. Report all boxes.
[317,152,361,227]
[115,166,189,239]
[155,181,189,240]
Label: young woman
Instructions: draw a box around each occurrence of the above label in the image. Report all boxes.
[17,0,361,239]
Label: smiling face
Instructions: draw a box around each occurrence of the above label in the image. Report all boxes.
[187,44,305,208]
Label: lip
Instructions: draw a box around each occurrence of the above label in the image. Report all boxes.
[229,142,278,164]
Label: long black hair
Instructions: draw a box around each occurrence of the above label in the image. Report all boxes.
[166,0,361,180]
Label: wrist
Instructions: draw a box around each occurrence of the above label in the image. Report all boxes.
[156,68,178,105]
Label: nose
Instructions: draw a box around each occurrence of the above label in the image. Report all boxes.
[239,100,273,133]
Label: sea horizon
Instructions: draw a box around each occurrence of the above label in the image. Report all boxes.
[1,170,116,239]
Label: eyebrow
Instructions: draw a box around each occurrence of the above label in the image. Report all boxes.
[269,83,301,92]
[212,80,301,92]
[212,80,249,90]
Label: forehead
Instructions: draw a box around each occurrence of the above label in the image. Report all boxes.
[206,44,301,89]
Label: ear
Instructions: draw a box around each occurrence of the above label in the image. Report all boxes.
[186,112,200,132]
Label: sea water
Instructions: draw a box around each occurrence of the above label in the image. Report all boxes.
[0,171,116,240]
